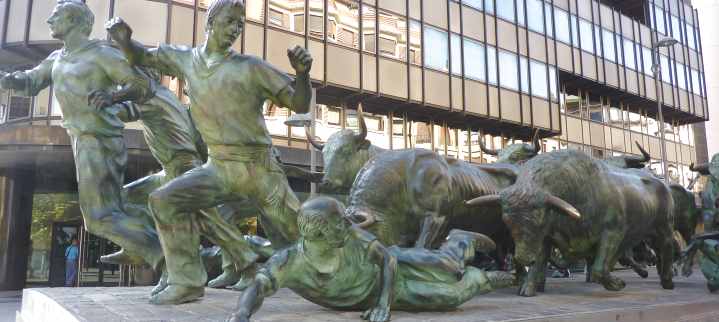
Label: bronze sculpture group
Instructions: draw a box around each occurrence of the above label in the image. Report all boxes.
[1,0,717,321]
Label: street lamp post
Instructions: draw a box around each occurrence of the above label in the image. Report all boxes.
[651,36,678,183]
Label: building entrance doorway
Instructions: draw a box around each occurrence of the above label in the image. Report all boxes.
[47,222,80,287]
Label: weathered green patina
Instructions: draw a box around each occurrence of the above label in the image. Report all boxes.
[106,0,312,304]
[0,0,169,274]
[467,149,676,296]
[682,232,719,293]
[227,197,512,322]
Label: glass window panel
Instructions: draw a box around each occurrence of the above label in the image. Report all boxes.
[463,0,482,11]
[660,55,671,83]
[602,29,615,62]
[423,26,449,72]
[516,0,525,26]
[671,15,682,43]
[527,0,543,34]
[451,33,462,75]
[464,38,486,81]
[642,46,653,75]
[686,24,696,50]
[33,87,49,117]
[499,51,519,91]
[409,21,422,65]
[247,0,264,22]
[654,5,666,35]
[571,15,579,46]
[623,38,636,70]
[691,69,701,95]
[530,60,548,98]
[545,3,554,38]
[676,63,686,90]
[487,46,497,85]
[554,8,570,44]
[628,111,642,132]
[579,19,594,53]
[497,0,515,22]
[549,66,558,100]
[520,56,529,94]
[309,0,325,39]
[362,5,376,53]
[378,10,408,61]
[327,0,359,48]
[484,0,494,14]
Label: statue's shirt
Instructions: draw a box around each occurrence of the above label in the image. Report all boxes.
[26,41,129,137]
[263,227,381,309]
[154,45,292,151]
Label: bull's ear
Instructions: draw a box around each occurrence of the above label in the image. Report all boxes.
[545,195,581,220]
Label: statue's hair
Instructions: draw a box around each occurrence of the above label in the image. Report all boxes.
[206,0,245,29]
[297,197,346,236]
[57,0,94,37]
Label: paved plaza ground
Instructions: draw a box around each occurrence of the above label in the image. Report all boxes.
[15,269,719,322]
[0,291,21,322]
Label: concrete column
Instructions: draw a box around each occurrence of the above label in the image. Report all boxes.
[0,170,35,290]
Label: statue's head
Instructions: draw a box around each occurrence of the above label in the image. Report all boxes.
[298,196,350,248]
[48,0,93,40]
[206,0,245,50]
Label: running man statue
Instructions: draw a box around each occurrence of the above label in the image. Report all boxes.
[105,0,313,304]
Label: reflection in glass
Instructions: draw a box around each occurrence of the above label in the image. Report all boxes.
[544,3,553,38]
[623,38,635,70]
[327,0,359,48]
[487,46,497,85]
[362,5,376,53]
[497,0,515,23]
[377,10,409,61]
[660,55,671,84]
[409,20,422,65]
[462,0,482,11]
[520,56,529,94]
[642,46,653,76]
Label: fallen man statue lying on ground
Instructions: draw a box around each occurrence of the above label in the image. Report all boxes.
[681,231,719,293]
[226,196,514,322]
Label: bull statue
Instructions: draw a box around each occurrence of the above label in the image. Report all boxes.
[467,149,676,296]
[478,132,540,165]
[689,154,719,231]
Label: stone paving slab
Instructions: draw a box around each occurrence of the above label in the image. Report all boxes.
[17,269,719,322]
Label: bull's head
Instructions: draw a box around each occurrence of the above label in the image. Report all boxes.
[690,153,719,179]
[479,131,541,164]
[307,105,376,193]
[466,186,581,266]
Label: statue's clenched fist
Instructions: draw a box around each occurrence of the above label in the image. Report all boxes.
[287,46,312,74]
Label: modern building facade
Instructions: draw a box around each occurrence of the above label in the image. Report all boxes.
[0,0,709,290]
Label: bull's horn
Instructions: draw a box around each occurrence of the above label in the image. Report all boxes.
[545,195,581,220]
[690,162,711,175]
[355,103,368,141]
[528,129,541,154]
[635,141,650,162]
[466,194,501,207]
[304,125,325,151]
[479,136,499,156]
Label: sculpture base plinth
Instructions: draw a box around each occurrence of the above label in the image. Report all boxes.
[17,270,719,322]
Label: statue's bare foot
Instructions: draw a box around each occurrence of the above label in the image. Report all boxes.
[208,270,240,289]
[149,285,204,305]
[231,275,253,292]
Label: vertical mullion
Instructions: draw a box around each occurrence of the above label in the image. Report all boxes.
[459,1,466,112]
[447,0,453,111]
[323,0,328,87]
[406,0,411,100]
[419,0,425,105]
[513,0,522,125]
[493,0,501,121]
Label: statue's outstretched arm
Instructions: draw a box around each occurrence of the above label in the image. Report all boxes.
[0,52,55,96]
[228,250,291,322]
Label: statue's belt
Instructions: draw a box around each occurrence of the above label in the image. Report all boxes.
[207,144,273,164]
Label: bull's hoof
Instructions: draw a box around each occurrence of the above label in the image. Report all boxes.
[601,276,626,291]
[636,268,649,279]
[661,279,674,290]
[708,283,719,293]
[518,282,537,297]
